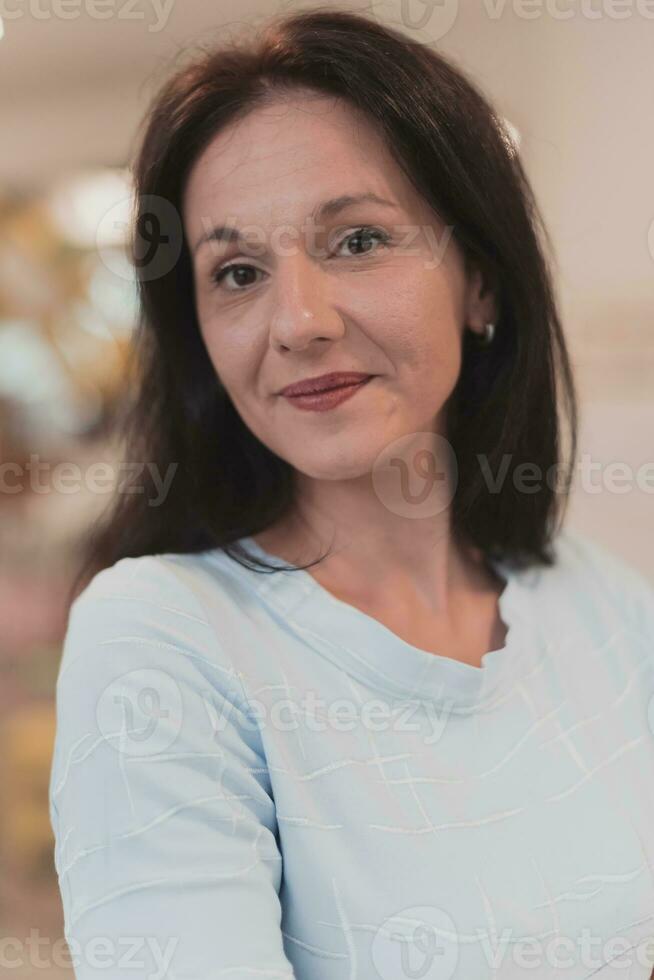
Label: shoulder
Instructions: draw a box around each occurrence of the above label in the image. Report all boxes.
[546,526,654,635]
[58,550,252,712]
[551,526,654,601]
[69,547,245,611]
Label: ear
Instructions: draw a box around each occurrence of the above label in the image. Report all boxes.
[463,263,499,338]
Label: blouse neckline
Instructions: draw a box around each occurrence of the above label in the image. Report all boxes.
[212,535,541,711]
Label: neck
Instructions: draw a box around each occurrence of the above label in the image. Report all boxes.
[252,474,494,616]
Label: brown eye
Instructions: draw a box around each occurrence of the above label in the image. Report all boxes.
[336,226,391,257]
[211,263,263,290]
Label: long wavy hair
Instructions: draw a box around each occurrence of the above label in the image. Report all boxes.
[69,4,578,604]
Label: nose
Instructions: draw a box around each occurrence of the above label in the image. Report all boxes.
[268,252,345,353]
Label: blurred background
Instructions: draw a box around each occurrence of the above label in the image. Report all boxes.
[0,0,652,975]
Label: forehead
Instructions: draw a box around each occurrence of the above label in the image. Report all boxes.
[181,91,421,237]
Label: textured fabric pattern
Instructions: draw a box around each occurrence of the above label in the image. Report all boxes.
[49,528,654,979]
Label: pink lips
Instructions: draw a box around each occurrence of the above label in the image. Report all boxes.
[279,371,373,397]
[280,373,375,413]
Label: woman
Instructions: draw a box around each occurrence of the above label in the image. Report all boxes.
[49,7,654,979]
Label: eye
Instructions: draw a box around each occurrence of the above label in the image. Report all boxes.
[210,263,264,292]
[335,226,391,257]
[209,225,392,292]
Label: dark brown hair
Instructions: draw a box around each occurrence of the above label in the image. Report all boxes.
[69,4,578,604]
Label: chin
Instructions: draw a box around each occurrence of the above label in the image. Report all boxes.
[290,444,380,482]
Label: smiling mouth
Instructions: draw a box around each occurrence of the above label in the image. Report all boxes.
[278,371,374,398]
[281,376,375,412]
[285,380,366,396]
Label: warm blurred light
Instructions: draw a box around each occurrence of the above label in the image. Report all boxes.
[46,168,133,249]
[0,244,59,316]
[0,15,5,42]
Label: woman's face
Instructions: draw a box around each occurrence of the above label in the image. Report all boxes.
[182,89,495,481]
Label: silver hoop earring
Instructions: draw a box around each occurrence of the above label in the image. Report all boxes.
[480,322,495,346]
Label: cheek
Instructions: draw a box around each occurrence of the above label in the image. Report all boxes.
[197,320,240,396]
[196,303,257,387]
[199,326,274,433]
[375,279,464,426]
[377,278,463,375]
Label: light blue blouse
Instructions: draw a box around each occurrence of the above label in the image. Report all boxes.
[49,527,654,979]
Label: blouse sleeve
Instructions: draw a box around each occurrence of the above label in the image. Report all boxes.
[48,554,296,980]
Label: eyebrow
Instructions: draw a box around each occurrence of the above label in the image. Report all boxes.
[191,192,398,256]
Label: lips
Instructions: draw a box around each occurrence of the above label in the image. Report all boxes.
[279,372,373,397]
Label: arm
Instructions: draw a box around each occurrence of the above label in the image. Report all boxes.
[49,555,296,979]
